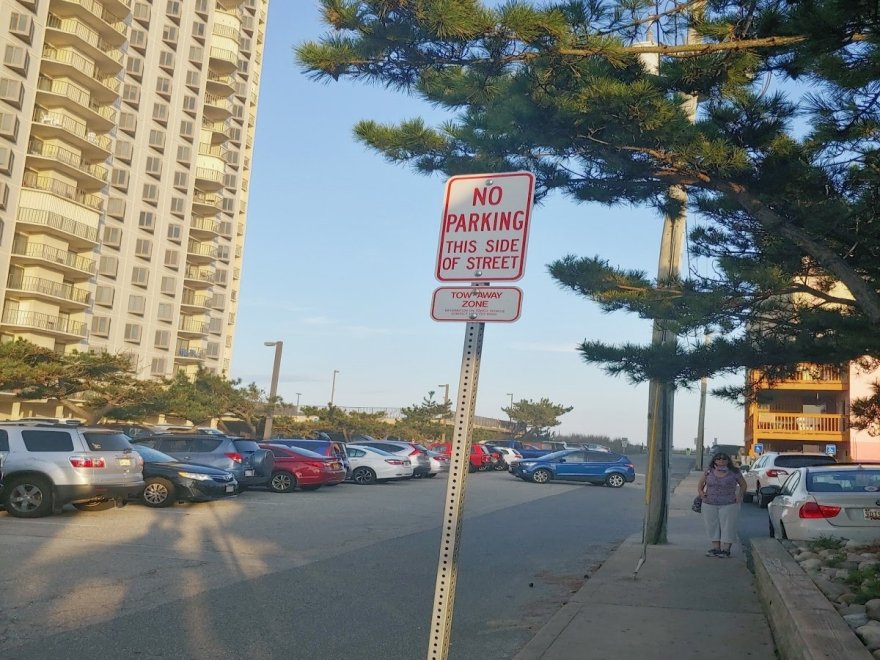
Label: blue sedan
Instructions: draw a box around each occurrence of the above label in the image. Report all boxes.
[511,449,636,487]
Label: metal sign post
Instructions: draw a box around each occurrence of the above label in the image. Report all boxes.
[427,318,485,660]
[427,171,534,660]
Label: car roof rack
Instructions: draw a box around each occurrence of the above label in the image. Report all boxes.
[1,420,84,427]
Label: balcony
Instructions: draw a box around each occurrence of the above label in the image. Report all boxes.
[194,167,224,190]
[11,238,96,280]
[207,73,235,97]
[184,266,214,288]
[46,15,124,71]
[217,0,246,9]
[203,95,232,121]
[6,273,91,308]
[749,364,847,391]
[174,341,205,361]
[22,172,103,211]
[192,194,222,217]
[178,317,209,336]
[27,140,109,188]
[54,0,128,45]
[36,77,117,131]
[212,23,242,43]
[41,47,121,102]
[190,215,221,237]
[16,207,99,248]
[202,119,233,144]
[33,109,112,159]
[187,240,217,263]
[747,411,847,443]
[181,289,212,311]
[208,47,238,74]
[1,309,87,340]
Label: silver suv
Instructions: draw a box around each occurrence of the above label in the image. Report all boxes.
[0,423,145,518]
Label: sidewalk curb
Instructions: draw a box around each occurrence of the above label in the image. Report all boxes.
[751,538,873,660]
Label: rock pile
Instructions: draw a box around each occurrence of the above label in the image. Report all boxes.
[784,538,880,657]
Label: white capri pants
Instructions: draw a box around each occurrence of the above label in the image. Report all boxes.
[702,502,740,544]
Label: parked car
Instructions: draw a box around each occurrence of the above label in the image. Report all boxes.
[345,444,414,484]
[99,422,192,439]
[130,444,237,507]
[260,444,346,492]
[764,465,880,541]
[744,452,837,507]
[487,445,522,470]
[426,450,450,475]
[428,442,494,472]
[510,449,636,487]
[481,439,553,460]
[268,438,350,478]
[132,434,273,491]
[0,423,145,518]
[353,440,432,477]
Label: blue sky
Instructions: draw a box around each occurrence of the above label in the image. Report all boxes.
[229,2,744,448]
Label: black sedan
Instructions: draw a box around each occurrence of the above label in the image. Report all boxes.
[131,445,237,507]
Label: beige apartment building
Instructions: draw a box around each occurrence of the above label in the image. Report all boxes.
[0,0,268,418]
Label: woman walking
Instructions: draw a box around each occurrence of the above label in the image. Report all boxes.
[697,452,747,558]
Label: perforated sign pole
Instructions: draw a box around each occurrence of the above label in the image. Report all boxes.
[427,319,485,660]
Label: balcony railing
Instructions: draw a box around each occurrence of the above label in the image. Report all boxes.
[209,47,238,64]
[22,172,103,210]
[179,318,209,334]
[28,140,109,182]
[42,47,121,95]
[181,290,212,308]
[12,238,96,274]
[751,411,846,437]
[212,24,241,41]
[187,241,217,258]
[1,309,87,337]
[46,15,124,64]
[38,77,118,124]
[59,0,128,39]
[16,207,99,243]
[175,342,205,359]
[33,109,112,151]
[7,274,90,305]
[184,267,214,283]
[195,167,223,183]
[191,216,221,233]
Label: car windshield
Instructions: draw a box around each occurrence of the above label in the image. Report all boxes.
[270,445,325,459]
[776,455,837,468]
[233,440,261,452]
[132,444,177,463]
[807,469,880,493]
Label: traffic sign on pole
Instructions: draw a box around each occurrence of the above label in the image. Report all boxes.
[435,171,535,282]
[431,286,522,322]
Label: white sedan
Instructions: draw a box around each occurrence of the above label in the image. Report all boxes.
[766,465,880,542]
[345,444,414,485]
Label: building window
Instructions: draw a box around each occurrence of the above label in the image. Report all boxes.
[135,238,153,259]
[164,249,180,268]
[157,302,173,321]
[128,294,146,315]
[124,323,142,343]
[143,183,159,204]
[131,266,149,287]
[138,210,155,231]
[94,285,115,307]
[151,357,166,375]
[98,255,118,278]
[148,129,165,150]
[167,223,182,242]
[102,226,122,248]
[160,276,177,295]
[145,156,162,177]
[154,329,170,348]
[3,45,30,75]
[91,316,110,337]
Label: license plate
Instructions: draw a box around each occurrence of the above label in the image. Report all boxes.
[865,509,880,520]
[119,458,131,466]
[244,469,254,477]
[226,484,234,493]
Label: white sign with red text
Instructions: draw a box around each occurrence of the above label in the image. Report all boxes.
[431,287,522,322]
[435,171,535,282]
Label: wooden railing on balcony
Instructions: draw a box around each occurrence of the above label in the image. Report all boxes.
[748,411,846,440]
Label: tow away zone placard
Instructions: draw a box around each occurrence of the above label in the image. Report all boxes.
[431,287,522,322]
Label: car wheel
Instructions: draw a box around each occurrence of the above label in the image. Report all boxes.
[757,488,769,509]
[269,471,296,493]
[468,464,477,473]
[352,467,377,485]
[780,522,789,540]
[532,469,552,484]
[605,472,626,488]
[72,499,117,512]
[426,472,438,478]
[300,484,321,491]
[495,463,507,471]
[142,477,176,507]
[5,476,54,518]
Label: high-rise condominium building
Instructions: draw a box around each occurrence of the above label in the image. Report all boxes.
[0,0,268,417]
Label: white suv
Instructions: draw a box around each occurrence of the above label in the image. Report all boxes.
[744,451,837,508]
[0,423,145,518]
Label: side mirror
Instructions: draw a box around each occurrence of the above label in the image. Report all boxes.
[558,458,566,463]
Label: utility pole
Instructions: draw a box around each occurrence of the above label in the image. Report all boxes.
[695,331,710,471]
[642,16,699,545]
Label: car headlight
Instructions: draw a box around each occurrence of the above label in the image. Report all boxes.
[177,471,213,481]
[519,462,534,468]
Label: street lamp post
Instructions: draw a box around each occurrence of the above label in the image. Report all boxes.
[505,393,513,422]
[263,341,283,440]
[295,392,302,416]
[330,369,340,406]
[438,384,450,406]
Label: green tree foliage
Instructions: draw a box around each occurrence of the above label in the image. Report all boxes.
[162,368,267,431]
[396,391,453,440]
[503,397,573,440]
[0,340,165,424]
[298,1,880,409]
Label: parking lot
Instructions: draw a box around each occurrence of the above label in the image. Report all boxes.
[0,469,620,650]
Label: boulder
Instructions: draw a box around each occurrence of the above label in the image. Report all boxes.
[839,603,868,616]
[859,560,880,571]
[845,613,870,629]
[796,551,819,561]
[801,558,823,571]
[857,621,880,650]
[814,578,852,601]
[839,593,861,605]
[867,599,880,620]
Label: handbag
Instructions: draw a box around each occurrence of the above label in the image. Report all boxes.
[692,496,703,513]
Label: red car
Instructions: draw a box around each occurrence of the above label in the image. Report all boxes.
[260,443,346,492]
[428,442,494,472]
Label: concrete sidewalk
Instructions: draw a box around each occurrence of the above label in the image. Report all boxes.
[514,471,776,660]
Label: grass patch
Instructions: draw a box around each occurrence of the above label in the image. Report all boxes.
[808,536,846,552]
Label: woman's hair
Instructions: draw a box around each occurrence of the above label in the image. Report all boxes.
[710,452,740,473]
